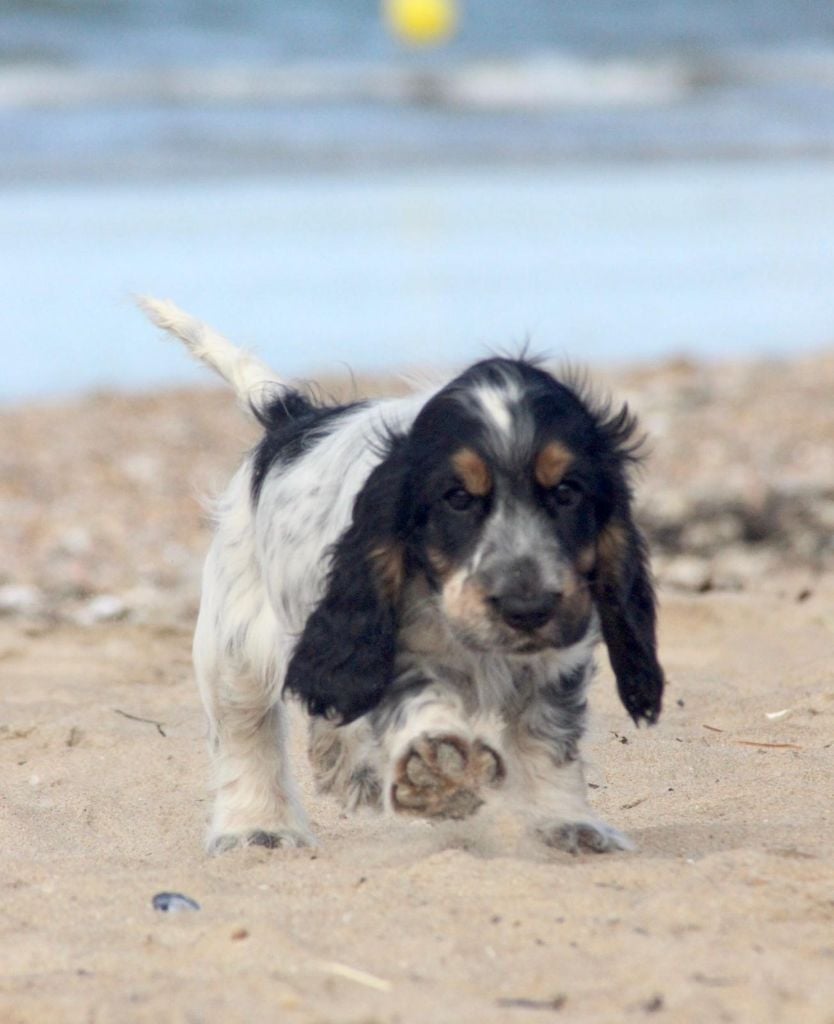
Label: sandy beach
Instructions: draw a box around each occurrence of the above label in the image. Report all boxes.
[1,353,833,1023]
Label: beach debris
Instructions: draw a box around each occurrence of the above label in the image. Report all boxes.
[734,739,802,751]
[0,584,43,617]
[621,795,649,810]
[0,723,36,741]
[55,526,92,556]
[496,995,567,1011]
[152,892,201,913]
[703,723,802,750]
[114,708,167,737]
[2,356,833,628]
[315,960,392,992]
[65,726,83,747]
[73,594,128,626]
[765,709,792,720]
[660,555,712,592]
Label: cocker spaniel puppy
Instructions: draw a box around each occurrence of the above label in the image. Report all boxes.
[141,298,664,855]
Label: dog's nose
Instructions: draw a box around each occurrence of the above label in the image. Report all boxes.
[490,591,560,632]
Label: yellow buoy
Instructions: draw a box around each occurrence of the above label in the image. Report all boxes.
[383,0,459,47]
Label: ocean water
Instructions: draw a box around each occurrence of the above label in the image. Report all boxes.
[2,1,834,400]
[6,0,834,178]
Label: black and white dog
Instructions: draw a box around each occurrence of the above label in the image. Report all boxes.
[141,298,664,855]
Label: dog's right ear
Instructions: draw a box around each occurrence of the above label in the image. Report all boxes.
[593,515,665,726]
[283,436,409,724]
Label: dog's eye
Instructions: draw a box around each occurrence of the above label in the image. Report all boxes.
[444,487,477,512]
[552,481,583,509]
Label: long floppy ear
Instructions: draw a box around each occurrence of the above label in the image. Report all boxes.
[593,515,665,725]
[283,437,409,724]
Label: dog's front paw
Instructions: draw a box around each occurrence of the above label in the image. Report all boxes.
[207,827,315,856]
[391,734,505,820]
[537,819,634,855]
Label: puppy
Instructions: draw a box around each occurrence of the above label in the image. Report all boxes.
[140,298,664,855]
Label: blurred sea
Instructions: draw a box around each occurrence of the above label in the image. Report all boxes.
[2,0,834,400]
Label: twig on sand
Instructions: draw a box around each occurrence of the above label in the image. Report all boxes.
[496,995,567,1011]
[621,796,649,810]
[702,724,802,750]
[113,708,167,737]
[316,960,392,992]
[734,739,802,750]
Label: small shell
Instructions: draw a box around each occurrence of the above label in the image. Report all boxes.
[152,891,201,913]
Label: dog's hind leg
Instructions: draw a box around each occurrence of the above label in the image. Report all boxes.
[308,717,383,811]
[193,534,314,854]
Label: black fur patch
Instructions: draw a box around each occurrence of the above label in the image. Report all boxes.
[283,435,409,724]
[593,520,665,726]
[250,391,364,503]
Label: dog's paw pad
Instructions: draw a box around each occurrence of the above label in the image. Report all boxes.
[434,738,467,779]
[247,830,295,849]
[539,820,633,855]
[405,749,439,787]
[208,828,314,855]
[391,733,504,820]
[472,739,505,785]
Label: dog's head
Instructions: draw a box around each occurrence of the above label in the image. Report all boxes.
[285,359,664,726]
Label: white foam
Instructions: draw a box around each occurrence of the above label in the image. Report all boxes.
[0,55,693,113]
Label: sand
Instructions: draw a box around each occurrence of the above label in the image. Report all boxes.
[1,355,833,1023]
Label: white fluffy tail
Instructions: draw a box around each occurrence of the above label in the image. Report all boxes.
[137,296,284,418]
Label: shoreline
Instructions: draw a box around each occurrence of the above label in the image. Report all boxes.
[4,148,834,191]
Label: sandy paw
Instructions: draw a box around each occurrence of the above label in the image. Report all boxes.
[391,733,505,820]
[207,827,315,855]
[539,819,634,855]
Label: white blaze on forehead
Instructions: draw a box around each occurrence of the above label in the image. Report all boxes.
[474,384,514,436]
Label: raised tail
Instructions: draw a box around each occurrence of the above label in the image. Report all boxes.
[137,296,284,418]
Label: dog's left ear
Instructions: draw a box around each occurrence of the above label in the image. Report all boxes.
[283,437,409,724]
[592,514,665,725]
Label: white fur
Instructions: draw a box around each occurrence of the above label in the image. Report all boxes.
[137,296,284,418]
[475,384,514,436]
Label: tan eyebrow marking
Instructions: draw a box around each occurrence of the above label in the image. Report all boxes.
[534,441,574,489]
[451,447,492,496]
